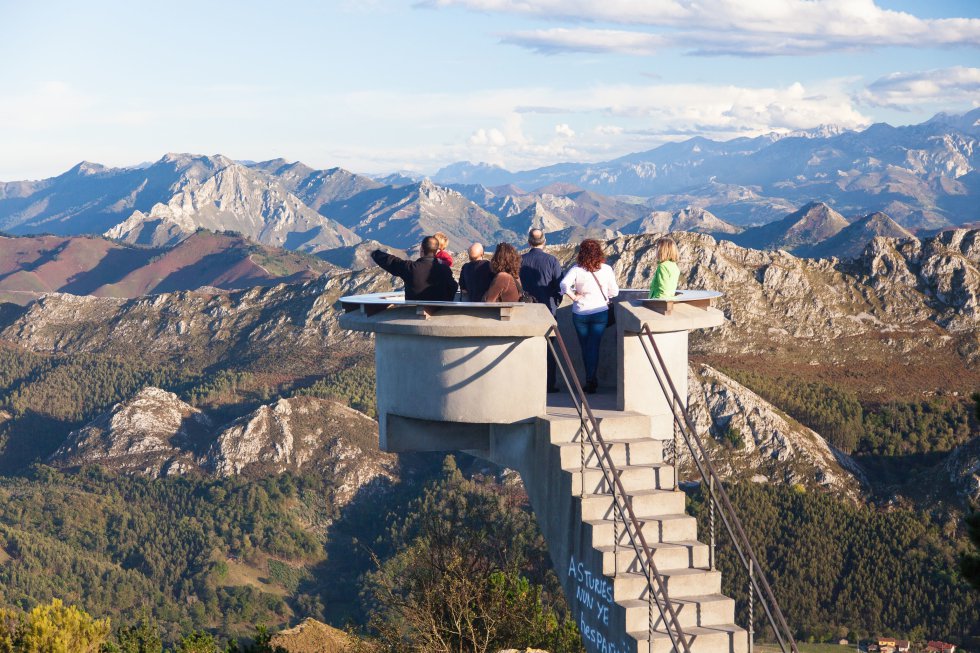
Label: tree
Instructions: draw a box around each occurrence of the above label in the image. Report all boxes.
[172,631,220,653]
[0,599,110,653]
[362,456,581,653]
[110,618,163,653]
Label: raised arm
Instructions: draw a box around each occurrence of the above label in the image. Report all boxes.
[371,249,410,278]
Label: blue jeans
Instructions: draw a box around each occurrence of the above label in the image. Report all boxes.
[572,310,608,383]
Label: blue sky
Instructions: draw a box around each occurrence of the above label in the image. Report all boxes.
[1,0,978,180]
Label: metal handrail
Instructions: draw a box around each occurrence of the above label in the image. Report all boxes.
[547,327,693,653]
[637,324,799,653]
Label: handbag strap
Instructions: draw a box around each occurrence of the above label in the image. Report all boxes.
[589,269,609,302]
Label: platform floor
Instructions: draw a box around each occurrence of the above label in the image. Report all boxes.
[546,386,618,413]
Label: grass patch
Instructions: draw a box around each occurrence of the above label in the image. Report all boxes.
[0,546,10,565]
[219,557,288,597]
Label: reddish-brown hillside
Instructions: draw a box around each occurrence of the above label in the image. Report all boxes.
[0,231,337,304]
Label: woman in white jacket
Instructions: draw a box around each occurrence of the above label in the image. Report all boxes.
[559,239,619,393]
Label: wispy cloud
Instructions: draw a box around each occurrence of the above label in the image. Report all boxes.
[501,28,665,55]
[426,0,980,56]
[860,66,980,110]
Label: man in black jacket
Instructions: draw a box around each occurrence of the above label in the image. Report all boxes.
[459,242,493,301]
[371,236,458,301]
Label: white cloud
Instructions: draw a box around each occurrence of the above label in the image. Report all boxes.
[427,0,980,56]
[469,127,508,146]
[860,66,980,109]
[555,123,575,138]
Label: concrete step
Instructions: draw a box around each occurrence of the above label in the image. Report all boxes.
[580,488,685,521]
[613,567,722,601]
[619,594,735,631]
[586,513,697,548]
[629,624,747,653]
[559,438,664,470]
[543,411,654,444]
[596,540,709,575]
[570,464,675,495]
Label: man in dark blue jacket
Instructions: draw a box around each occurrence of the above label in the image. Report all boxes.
[372,236,458,301]
[520,228,564,391]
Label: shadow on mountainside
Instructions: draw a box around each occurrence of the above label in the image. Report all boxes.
[59,246,157,295]
[0,410,79,475]
[855,451,953,504]
[301,451,448,627]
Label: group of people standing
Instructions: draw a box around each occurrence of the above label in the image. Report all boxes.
[371,230,680,394]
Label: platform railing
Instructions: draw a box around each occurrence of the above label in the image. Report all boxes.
[547,327,693,653]
[637,324,799,653]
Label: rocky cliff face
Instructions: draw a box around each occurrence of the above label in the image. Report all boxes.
[0,266,396,368]
[571,230,980,372]
[686,365,865,500]
[50,389,397,504]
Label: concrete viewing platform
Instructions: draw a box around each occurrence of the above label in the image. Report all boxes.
[338,288,739,653]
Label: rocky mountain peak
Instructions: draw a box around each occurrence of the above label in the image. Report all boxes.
[67,161,109,177]
[736,201,849,251]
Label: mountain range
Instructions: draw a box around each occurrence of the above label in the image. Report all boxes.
[1,109,976,263]
[434,108,980,230]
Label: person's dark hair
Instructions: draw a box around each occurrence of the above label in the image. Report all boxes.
[528,228,546,247]
[421,236,439,256]
[490,242,522,279]
[576,239,605,272]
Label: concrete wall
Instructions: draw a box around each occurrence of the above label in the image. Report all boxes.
[619,330,688,418]
[375,333,547,450]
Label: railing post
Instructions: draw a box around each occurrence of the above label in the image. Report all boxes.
[580,422,586,498]
[672,395,680,491]
[749,560,755,653]
[613,468,619,576]
[709,475,716,572]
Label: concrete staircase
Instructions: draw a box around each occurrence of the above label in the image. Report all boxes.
[529,395,747,653]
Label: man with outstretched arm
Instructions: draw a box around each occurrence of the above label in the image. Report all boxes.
[371,236,458,301]
[520,228,564,392]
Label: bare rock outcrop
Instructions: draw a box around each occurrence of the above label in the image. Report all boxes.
[205,396,397,503]
[944,436,980,504]
[268,618,365,653]
[51,387,209,478]
[686,364,866,500]
[50,389,397,506]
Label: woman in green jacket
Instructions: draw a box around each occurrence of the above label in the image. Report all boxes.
[649,237,680,298]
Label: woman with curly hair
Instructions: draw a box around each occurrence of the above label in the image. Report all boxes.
[482,242,523,302]
[559,239,619,393]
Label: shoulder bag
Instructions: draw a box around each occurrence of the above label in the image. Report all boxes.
[514,275,537,303]
[589,270,615,327]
